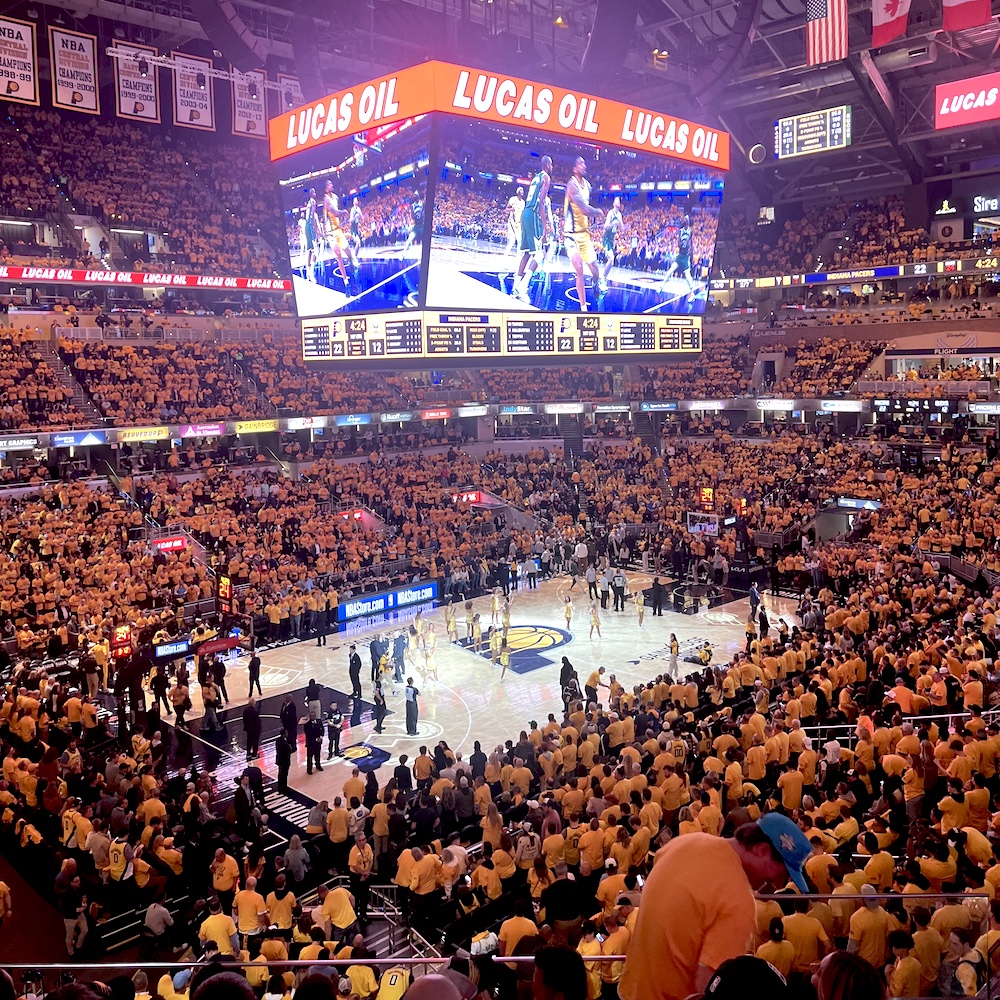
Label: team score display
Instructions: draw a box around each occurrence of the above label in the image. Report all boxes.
[384,317,423,355]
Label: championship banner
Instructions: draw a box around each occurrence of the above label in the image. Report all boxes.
[171,51,215,131]
[113,40,159,123]
[49,27,99,114]
[231,66,265,139]
[0,16,39,106]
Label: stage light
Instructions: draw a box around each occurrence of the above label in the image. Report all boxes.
[137,58,149,77]
[554,14,565,25]
[284,89,294,107]
[196,72,206,89]
[248,79,258,99]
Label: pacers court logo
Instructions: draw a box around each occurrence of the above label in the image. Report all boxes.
[462,625,572,674]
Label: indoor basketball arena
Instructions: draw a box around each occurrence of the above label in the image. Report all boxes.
[0,2,999,1000]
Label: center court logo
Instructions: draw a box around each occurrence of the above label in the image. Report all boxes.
[339,743,392,771]
[461,624,572,674]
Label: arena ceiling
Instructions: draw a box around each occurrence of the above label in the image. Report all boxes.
[27,0,1000,206]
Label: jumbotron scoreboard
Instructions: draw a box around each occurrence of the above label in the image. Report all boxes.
[268,62,730,367]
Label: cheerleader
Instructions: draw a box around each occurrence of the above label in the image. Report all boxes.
[472,613,483,653]
[424,624,439,681]
[464,601,474,640]
[489,625,502,667]
[414,609,426,649]
[589,601,602,640]
[561,592,574,631]
[491,588,502,626]
[634,589,645,628]
[499,639,511,680]
[406,624,421,672]
[501,597,512,634]
[444,600,458,643]
[669,633,679,677]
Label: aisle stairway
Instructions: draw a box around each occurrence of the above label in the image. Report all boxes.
[34,340,105,426]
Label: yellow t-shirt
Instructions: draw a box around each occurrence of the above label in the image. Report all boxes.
[200,913,237,955]
[619,834,755,1000]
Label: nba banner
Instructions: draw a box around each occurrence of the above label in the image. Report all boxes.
[113,41,159,123]
[232,66,266,139]
[171,51,215,131]
[0,16,39,106]
[276,72,304,113]
[49,27,99,114]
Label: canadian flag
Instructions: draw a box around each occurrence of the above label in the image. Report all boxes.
[942,0,992,31]
[872,0,911,45]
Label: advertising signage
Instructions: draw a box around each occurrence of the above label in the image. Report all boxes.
[0,264,291,291]
[269,61,730,170]
[336,580,439,623]
[935,71,1000,130]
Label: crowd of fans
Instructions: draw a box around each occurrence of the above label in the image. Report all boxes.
[0,327,90,431]
[6,420,1000,999]
[721,195,1000,279]
[8,108,283,279]
[58,339,271,425]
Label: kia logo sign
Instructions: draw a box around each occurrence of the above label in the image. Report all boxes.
[935,71,1000,130]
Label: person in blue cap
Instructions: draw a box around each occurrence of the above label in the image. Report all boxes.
[619,813,813,1000]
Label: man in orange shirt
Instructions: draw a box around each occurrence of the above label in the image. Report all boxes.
[619,815,811,1000]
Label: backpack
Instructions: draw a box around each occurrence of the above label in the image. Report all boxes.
[951,951,987,996]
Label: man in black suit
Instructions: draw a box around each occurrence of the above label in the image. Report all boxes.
[370,636,383,683]
[279,695,298,743]
[242,697,261,759]
[304,711,324,775]
[247,653,262,697]
[275,730,293,793]
[348,644,363,700]
[651,577,665,617]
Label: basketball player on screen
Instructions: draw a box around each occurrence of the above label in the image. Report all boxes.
[303,188,320,276]
[601,196,623,292]
[349,196,363,265]
[402,184,425,254]
[513,155,552,300]
[661,213,697,296]
[563,156,604,312]
[322,179,351,288]
[506,186,525,255]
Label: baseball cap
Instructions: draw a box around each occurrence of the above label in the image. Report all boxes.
[758,813,812,894]
[704,956,788,998]
[337,978,352,995]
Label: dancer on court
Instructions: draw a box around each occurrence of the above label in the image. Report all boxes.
[669,633,679,676]
[491,588,502,625]
[634,590,645,628]
[464,601,474,640]
[589,601,602,640]
[444,600,458,643]
[561,591,574,631]
[489,626,501,667]
[472,613,483,653]
[424,624,439,681]
[501,597,512,635]
[499,639,511,681]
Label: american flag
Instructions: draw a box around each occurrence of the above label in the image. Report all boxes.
[806,0,848,65]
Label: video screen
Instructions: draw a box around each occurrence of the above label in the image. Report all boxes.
[427,116,724,315]
[278,116,430,317]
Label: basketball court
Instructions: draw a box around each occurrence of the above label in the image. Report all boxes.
[170,574,799,811]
